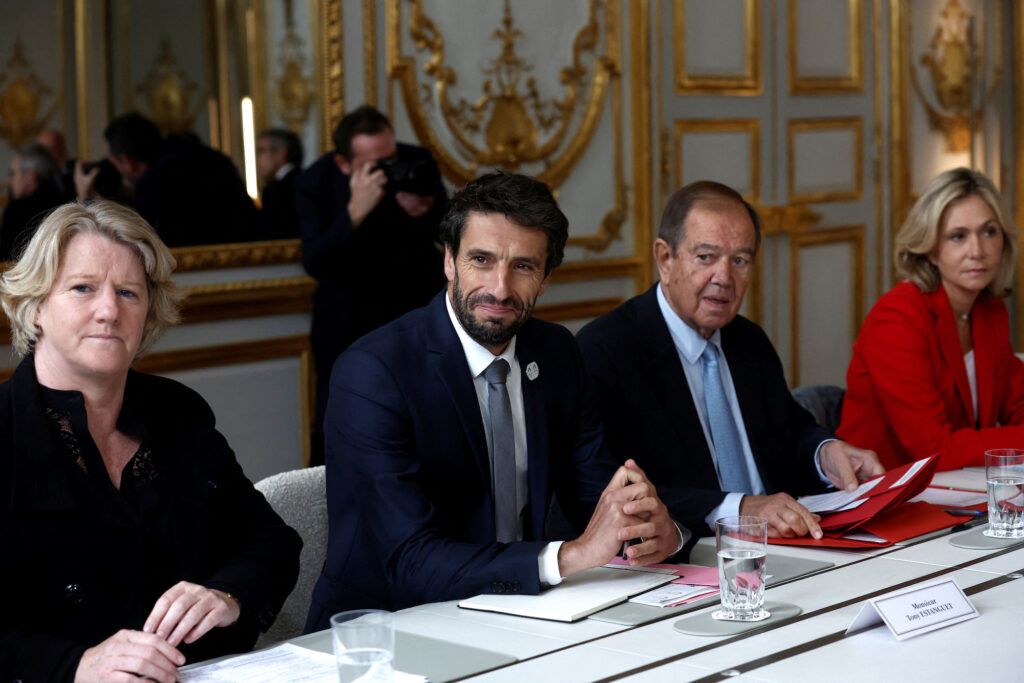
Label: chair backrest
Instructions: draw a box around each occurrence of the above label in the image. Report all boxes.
[254,465,327,647]
[791,384,846,434]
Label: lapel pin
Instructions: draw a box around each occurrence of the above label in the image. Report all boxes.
[526,362,539,381]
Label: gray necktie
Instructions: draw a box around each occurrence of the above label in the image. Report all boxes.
[484,359,517,543]
[701,344,753,494]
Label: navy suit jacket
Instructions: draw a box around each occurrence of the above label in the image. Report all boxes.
[576,285,830,538]
[306,292,614,629]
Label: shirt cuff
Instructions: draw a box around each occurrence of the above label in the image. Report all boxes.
[704,492,744,529]
[538,541,564,587]
[813,438,839,486]
[672,520,691,555]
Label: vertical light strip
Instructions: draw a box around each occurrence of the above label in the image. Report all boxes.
[241,97,259,200]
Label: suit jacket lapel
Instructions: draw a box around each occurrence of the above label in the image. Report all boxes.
[424,293,493,488]
[637,288,714,473]
[516,335,548,540]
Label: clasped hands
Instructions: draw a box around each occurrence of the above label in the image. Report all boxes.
[74,581,240,683]
[740,440,885,540]
[557,459,680,577]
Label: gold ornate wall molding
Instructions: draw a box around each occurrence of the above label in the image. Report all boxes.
[316,0,344,150]
[787,0,864,94]
[272,0,317,133]
[135,39,203,135]
[788,225,865,386]
[387,0,626,254]
[787,117,864,203]
[364,0,378,106]
[0,38,58,149]
[910,0,1001,153]
[170,239,303,271]
[673,118,761,203]
[674,0,762,95]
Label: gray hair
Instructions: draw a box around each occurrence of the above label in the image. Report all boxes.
[16,143,59,182]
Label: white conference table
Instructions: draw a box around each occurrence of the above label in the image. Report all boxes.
[281,515,1022,682]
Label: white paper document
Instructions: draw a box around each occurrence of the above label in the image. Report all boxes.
[458,566,674,621]
[890,458,930,488]
[930,468,987,492]
[797,476,882,513]
[909,487,988,507]
[629,583,718,607]
[179,643,426,683]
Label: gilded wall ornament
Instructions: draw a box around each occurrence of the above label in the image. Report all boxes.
[390,0,624,252]
[135,39,203,135]
[394,0,617,185]
[0,39,57,150]
[274,0,317,132]
[910,0,1000,153]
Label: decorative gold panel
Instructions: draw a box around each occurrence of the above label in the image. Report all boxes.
[0,39,58,148]
[674,0,762,95]
[788,225,865,386]
[787,117,863,203]
[788,0,864,94]
[672,118,761,203]
[910,0,1002,154]
[388,0,626,254]
[272,0,317,133]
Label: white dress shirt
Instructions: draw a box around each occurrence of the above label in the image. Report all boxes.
[656,286,832,528]
[445,294,564,585]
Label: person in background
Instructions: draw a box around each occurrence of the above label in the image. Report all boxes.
[75,112,258,246]
[0,201,301,682]
[838,167,1024,470]
[256,128,303,239]
[1,142,64,260]
[296,104,447,465]
[35,128,76,200]
[576,180,883,544]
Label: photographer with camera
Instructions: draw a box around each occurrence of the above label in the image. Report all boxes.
[297,105,448,465]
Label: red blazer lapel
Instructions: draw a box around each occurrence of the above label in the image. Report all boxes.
[927,288,976,426]
[971,295,1000,427]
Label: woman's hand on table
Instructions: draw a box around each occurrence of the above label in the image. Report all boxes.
[74,629,184,682]
[143,580,241,647]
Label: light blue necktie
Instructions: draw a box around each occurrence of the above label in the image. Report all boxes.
[484,359,518,543]
[701,344,753,494]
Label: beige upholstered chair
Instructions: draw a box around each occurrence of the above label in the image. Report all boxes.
[254,465,328,646]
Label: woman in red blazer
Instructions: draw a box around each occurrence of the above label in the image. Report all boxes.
[839,168,1024,470]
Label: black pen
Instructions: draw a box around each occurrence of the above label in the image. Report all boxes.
[943,509,984,517]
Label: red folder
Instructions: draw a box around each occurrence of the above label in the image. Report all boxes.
[768,456,956,548]
[769,501,964,549]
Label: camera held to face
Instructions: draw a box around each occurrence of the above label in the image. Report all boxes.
[373,157,438,196]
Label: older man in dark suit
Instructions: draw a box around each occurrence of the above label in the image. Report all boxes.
[306,173,681,629]
[576,181,882,543]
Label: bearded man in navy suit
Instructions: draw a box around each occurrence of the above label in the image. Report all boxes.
[576,181,882,543]
[307,172,682,629]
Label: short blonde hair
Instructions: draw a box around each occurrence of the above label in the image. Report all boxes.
[0,200,184,357]
[895,167,1018,296]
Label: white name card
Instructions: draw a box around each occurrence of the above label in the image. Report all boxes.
[846,578,978,640]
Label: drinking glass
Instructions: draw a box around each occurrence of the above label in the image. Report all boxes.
[983,449,1024,539]
[713,515,770,622]
[330,609,394,683]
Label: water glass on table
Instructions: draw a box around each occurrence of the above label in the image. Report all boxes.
[984,449,1024,539]
[713,515,770,622]
[330,609,394,683]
